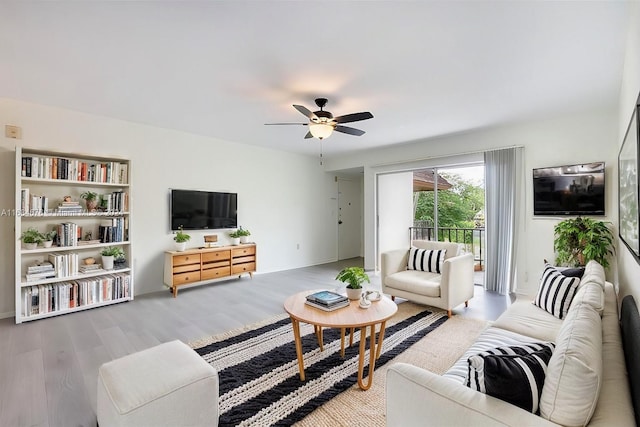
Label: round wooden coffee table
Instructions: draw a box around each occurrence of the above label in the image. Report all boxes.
[283,290,398,390]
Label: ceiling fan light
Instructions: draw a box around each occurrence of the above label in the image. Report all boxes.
[309,123,333,140]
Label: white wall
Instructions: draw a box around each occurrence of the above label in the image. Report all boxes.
[0,98,338,318]
[616,1,640,302]
[326,110,618,296]
[376,172,413,268]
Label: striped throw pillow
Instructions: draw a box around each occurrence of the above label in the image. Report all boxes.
[466,342,555,413]
[407,248,446,273]
[534,264,580,319]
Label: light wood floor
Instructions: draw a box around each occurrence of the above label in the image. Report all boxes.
[0,258,511,427]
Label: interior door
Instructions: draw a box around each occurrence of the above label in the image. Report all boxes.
[337,178,362,260]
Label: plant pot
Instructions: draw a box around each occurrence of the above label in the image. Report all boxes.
[231,237,241,246]
[86,200,98,212]
[175,242,187,252]
[240,236,249,244]
[43,240,53,248]
[345,287,363,301]
[102,255,114,270]
[24,242,38,250]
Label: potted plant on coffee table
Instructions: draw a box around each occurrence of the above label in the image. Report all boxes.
[174,226,191,252]
[554,217,614,268]
[336,266,371,300]
[101,246,124,270]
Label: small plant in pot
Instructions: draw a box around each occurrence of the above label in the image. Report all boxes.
[21,227,44,250]
[42,229,57,248]
[236,226,251,244]
[80,191,99,212]
[174,226,191,252]
[554,217,614,268]
[336,266,370,300]
[101,246,125,270]
[228,229,243,246]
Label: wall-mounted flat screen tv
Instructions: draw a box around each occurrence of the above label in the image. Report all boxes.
[170,189,237,230]
[533,162,605,216]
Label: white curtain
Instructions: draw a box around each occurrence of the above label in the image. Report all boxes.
[484,147,523,294]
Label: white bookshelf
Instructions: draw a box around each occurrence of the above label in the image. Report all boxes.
[14,147,134,323]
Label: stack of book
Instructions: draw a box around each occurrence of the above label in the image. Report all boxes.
[57,201,83,214]
[25,261,55,282]
[79,263,103,274]
[305,290,350,312]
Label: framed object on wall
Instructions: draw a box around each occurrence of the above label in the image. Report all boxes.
[618,93,640,263]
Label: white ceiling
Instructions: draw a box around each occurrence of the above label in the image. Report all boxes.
[0,1,631,157]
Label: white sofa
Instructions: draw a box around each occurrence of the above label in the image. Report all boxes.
[386,260,636,427]
[381,240,475,317]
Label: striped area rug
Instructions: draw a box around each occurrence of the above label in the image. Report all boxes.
[192,306,448,426]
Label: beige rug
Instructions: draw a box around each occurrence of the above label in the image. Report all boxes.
[293,303,488,427]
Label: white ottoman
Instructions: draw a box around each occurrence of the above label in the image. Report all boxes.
[97,340,219,427]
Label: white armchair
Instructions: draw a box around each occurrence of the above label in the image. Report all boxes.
[381,240,474,317]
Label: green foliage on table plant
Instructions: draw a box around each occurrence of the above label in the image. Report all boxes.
[335,266,370,289]
[554,217,614,268]
[174,226,191,243]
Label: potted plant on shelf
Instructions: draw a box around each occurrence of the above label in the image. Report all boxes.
[42,229,57,248]
[237,226,251,244]
[80,191,99,212]
[174,226,191,252]
[229,229,242,246]
[101,246,125,270]
[336,266,371,300]
[554,217,615,268]
[20,227,44,250]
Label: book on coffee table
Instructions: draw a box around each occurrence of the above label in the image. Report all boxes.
[306,290,348,307]
[304,299,350,312]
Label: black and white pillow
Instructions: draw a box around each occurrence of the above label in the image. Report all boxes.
[534,264,580,319]
[466,342,555,413]
[407,248,446,273]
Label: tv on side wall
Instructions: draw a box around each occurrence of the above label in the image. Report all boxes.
[170,189,237,230]
[533,162,605,216]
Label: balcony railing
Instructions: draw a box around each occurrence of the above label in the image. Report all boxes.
[409,226,485,268]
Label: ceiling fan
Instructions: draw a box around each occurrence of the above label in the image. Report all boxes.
[265,98,373,140]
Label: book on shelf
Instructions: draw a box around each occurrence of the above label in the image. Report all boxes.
[306,290,349,306]
[21,155,128,184]
[26,260,55,273]
[304,299,350,312]
[21,272,132,318]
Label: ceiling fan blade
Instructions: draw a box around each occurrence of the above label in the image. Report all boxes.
[264,123,308,126]
[335,125,365,136]
[333,111,373,124]
[304,131,314,139]
[293,104,318,120]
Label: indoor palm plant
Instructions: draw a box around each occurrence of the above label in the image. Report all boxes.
[336,266,371,300]
[174,226,191,251]
[80,191,99,212]
[554,217,614,268]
